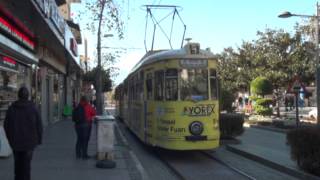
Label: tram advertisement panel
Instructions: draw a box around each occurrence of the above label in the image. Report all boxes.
[147,100,219,149]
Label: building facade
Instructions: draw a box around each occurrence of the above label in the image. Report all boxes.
[0,0,82,127]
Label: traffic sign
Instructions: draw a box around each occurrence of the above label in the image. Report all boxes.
[288,76,305,94]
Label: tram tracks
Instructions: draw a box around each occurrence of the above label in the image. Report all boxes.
[155,149,256,180]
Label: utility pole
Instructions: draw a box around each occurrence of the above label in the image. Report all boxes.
[278,3,320,125]
[96,0,106,115]
[315,3,320,125]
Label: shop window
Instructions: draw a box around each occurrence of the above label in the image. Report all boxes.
[165,69,178,100]
[210,69,218,100]
[155,70,164,101]
[0,71,17,90]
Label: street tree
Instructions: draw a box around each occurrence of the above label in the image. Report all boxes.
[250,76,273,97]
[81,0,124,114]
[83,67,112,92]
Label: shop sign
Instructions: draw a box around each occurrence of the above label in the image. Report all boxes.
[0,55,18,71]
[34,0,65,36]
[180,59,208,68]
[34,0,45,14]
[49,1,65,36]
[70,38,78,56]
[0,14,35,50]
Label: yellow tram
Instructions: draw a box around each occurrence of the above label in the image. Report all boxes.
[115,43,220,150]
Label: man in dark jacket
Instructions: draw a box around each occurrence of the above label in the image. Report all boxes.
[4,87,43,180]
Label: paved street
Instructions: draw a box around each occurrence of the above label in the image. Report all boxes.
[227,127,320,180]
[0,119,142,180]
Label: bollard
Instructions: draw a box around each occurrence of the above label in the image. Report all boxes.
[95,115,115,161]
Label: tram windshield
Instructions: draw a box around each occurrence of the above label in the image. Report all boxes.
[180,69,208,101]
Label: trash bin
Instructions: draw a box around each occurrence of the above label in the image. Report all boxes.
[95,115,115,160]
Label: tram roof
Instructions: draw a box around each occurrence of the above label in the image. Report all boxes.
[129,43,216,74]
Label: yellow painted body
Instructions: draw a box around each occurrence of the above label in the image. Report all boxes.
[117,55,220,150]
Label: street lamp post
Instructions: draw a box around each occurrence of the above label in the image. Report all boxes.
[96,31,113,115]
[279,3,320,125]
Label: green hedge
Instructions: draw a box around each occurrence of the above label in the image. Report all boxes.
[219,113,244,139]
[250,76,273,96]
[249,95,260,102]
[286,127,320,176]
[255,98,273,106]
[254,105,273,116]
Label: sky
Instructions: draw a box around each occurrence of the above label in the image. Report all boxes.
[71,0,319,86]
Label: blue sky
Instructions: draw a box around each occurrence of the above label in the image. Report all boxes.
[72,0,319,85]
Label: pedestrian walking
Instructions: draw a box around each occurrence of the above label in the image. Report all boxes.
[4,87,43,180]
[72,95,96,159]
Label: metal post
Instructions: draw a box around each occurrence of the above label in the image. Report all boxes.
[84,38,88,73]
[316,3,320,125]
[295,93,300,127]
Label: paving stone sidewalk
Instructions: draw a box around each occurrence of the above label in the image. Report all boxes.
[227,127,320,180]
[0,119,142,180]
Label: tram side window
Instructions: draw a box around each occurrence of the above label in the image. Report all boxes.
[146,73,153,100]
[128,79,132,101]
[139,71,144,100]
[134,75,139,100]
[210,69,218,100]
[165,69,178,100]
[155,70,164,100]
[124,81,128,96]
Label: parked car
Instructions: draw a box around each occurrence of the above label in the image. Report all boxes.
[308,107,317,120]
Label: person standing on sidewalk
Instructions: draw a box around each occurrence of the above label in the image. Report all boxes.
[4,87,43,180]
[73,95,96,159]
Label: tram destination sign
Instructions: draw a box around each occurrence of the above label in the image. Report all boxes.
[180,59,208,68]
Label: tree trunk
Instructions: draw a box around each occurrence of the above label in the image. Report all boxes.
[275,90,280,117]
[96,1,106,115]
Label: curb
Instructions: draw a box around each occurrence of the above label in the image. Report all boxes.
[226,145,320,180]
[115,122,150,180]
[249,125,288,134]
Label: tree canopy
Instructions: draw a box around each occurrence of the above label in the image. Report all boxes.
[83,67,112,92]
[250,76,273,96]
[217,24,315,96]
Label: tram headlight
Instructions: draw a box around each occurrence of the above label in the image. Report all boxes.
[189,121,203,135]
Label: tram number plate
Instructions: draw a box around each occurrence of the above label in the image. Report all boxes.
[185,135,207,141]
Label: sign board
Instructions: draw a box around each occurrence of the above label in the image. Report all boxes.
[0,55,18,71]
[288,76,305,94]
[70,38,78,56]
[34,0,65,36]
[0,12,35,50]
[180,59,208,68]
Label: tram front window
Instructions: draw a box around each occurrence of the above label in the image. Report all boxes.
[180,69,208,101]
